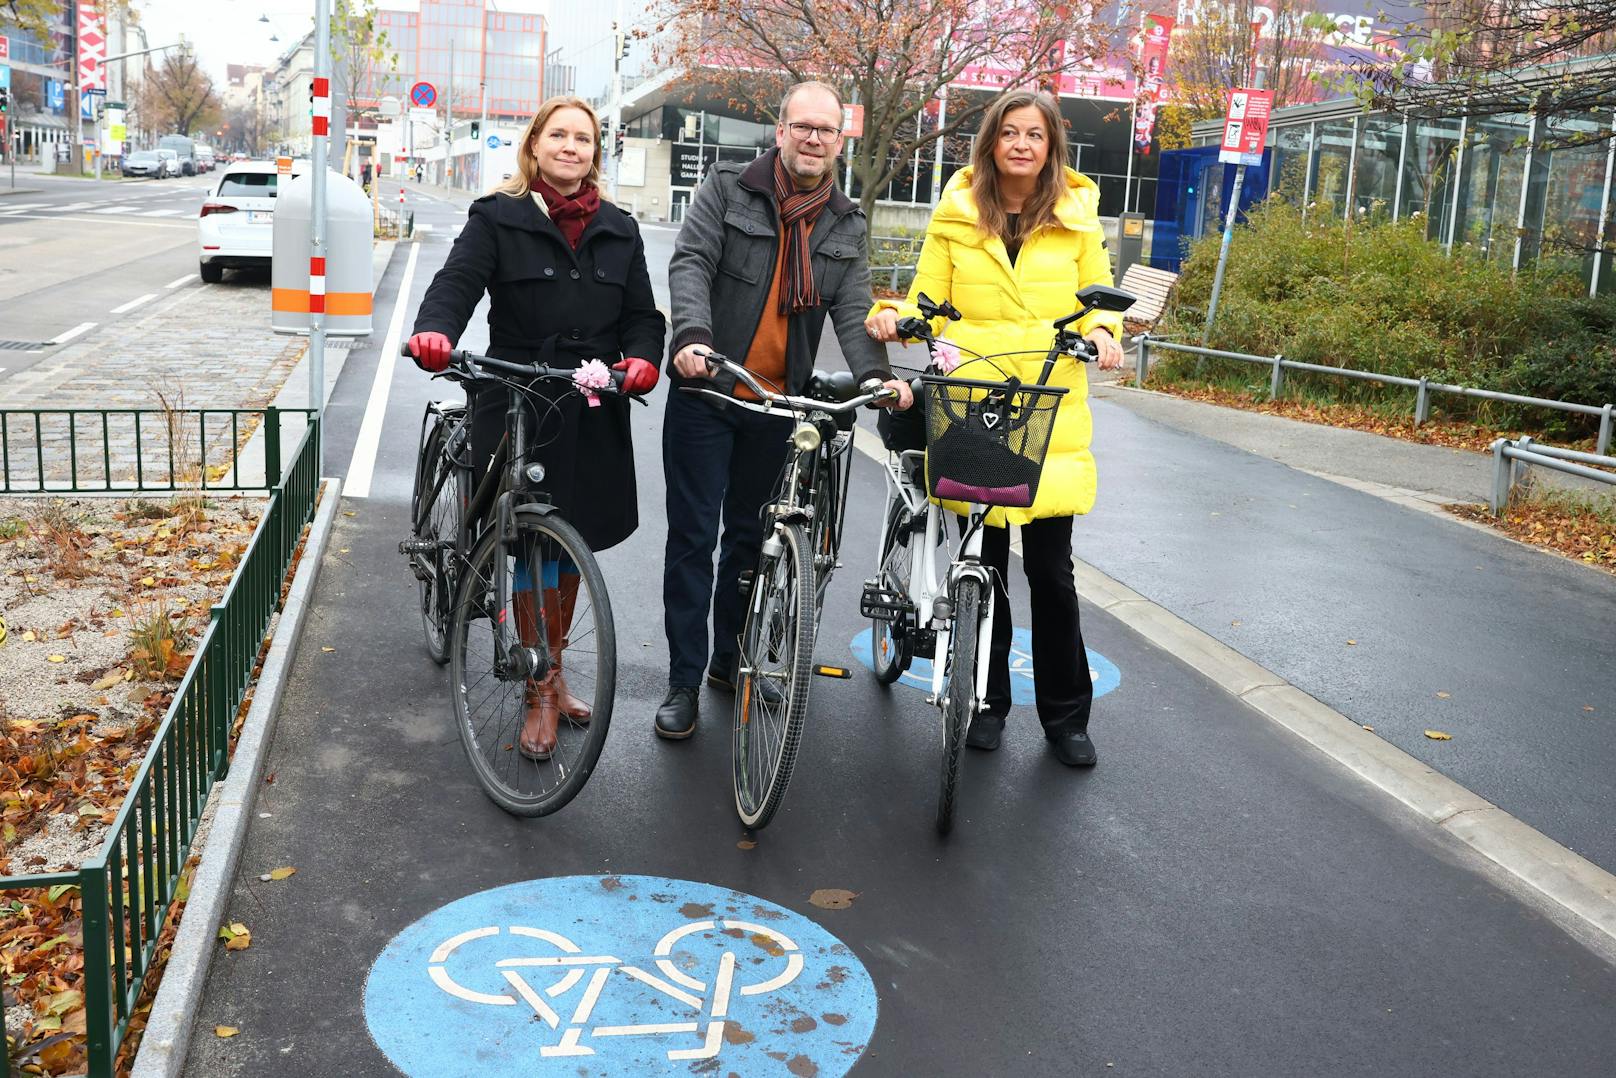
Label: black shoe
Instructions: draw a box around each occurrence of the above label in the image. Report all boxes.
[1050,731,1097,767]
[705,656,737,693]
[654,687,699,740]
[964,713,1005,751]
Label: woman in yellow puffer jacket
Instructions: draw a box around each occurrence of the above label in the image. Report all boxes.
[866,90,1125,767]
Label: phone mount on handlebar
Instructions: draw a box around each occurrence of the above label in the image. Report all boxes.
[916,292,962,323]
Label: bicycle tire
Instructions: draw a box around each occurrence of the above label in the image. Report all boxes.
[732,520,815,830]
[412,410,464,665]
[871,497,914,685]
[448,506,615,817]
[938,578,983,835]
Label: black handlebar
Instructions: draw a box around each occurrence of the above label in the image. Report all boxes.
[402,345,643,400]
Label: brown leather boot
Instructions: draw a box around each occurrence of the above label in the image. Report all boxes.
[545,576,592,722]
[513,591,558,760]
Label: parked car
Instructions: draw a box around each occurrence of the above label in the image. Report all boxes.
[158,134,197,176]
[195,145,216,173]
[122,150,165,178]
[155,148,182,178]
[197,159,310,283]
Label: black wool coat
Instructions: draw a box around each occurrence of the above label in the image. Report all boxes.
[412,190,666,552]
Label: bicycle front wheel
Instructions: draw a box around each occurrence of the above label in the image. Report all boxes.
[448,506,615,817]
[938,578,983,835]
[732,520,815,830]
[412,409,465,665]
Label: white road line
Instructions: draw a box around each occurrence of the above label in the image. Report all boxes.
[50,322,97,345]
[0,203,49,211]
[90,206,140,214]
[138,208,184,217]
[53,201,98,212]
[164,273,196,289]
[344,240,422,499]
[110,293,158,315]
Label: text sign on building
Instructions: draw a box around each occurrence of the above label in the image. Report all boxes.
[409,81,438,108]
[1218,87,1273,166]
[672,143,717,187]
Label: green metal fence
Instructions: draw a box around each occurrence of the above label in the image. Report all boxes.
[0,408,321,1077]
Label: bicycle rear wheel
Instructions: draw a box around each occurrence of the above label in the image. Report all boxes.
[871,497,915,685]
[448,505,615,817]
[938,578,983,835]
[732,520,815,830]
[411,408,466,665]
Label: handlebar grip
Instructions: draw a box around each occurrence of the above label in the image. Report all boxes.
[894,316,930,341]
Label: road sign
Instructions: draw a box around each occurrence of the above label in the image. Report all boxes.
[851,628,1120,706]
[409,81,437,108]
[276,156,292,176]
[1219,87,1273,166]
[841,103,864,139]
[486,133,500,149]
[408,107,436,127]
[0,35,9,61]
[364,875,878,1076]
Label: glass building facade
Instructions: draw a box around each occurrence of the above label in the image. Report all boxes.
[1179,99,1616,295]
[369,0,546,122]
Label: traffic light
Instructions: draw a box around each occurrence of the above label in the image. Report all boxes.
[470,121,480,139]
[614,22,629,60]
[0,88,9,115]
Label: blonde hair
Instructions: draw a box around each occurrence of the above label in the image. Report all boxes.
[497,96,603,197]
[969,91,1070,249]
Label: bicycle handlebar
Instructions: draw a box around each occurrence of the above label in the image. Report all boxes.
[401,345,647,402]
[687,352,898,415]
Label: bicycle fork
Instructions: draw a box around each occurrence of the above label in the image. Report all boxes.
[927,509,996,712]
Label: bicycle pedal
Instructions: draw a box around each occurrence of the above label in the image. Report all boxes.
[859,580,912,621]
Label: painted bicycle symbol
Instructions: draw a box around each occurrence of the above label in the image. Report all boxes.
[428,917,805,1061]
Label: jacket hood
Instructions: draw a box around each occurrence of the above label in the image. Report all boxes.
[934,165,1100,232]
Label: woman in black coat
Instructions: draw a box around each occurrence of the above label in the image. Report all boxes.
[407,95,666,760]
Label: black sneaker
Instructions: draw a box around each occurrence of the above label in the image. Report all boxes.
[654,687,699,740]
[964,713,1005,751]
[1049,731,1097,767]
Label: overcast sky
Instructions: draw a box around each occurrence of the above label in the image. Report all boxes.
[134,0,548,85]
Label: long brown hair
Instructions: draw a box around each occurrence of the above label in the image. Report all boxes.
[496,96,603,198]
[969,91,1069,248]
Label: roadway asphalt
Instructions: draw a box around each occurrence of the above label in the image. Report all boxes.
[180,183,1616,1077]
[0,171,216,380]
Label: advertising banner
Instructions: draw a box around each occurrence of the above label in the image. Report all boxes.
[78,0,106,93]
[1132,12,1175,153]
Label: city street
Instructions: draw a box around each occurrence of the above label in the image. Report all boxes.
[138,181,1616,1076]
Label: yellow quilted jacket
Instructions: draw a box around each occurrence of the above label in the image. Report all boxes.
[872,165,1123,525]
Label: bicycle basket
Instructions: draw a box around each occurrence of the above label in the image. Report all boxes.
[919,374,1066,508]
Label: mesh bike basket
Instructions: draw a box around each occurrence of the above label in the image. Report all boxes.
[919,374,1066,508]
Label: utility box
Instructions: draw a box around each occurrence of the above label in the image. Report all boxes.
[272,170,375,337]
[1115,211,1147,282]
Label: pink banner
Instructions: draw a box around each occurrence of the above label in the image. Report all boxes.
[78,0,106,93]
[1133,12,1175,154]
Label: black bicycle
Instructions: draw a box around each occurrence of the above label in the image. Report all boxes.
[682,358,897,829]
[400,347,635,816]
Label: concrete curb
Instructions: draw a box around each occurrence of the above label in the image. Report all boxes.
[850,427,1616,951]
[128,476,343,1078]
[0,187,44,197]
[1070,558,1616,949]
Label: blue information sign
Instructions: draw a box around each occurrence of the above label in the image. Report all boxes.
[486,133,501,148]
[365,875,879,1077]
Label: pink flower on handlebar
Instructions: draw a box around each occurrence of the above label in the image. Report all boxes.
[572,359,614,408]
[933,341,962,374]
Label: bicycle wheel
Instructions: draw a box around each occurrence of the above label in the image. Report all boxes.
[871,497,915,685]
[732,520,815,830]
[411,409,465,665]
[937,578,983,835]
[448,505,615,817]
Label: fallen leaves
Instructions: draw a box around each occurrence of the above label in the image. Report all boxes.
[1448,501,1616,576]
[214,1026,240,1038]
[219,922,252,950]
[259,866,297,882]
[1424,729,1453,741]
[736,839,757,850]
[1345,639,1357,646]
[1435,691,1451,699]
[808,888,860,910]
[47,654,66,663]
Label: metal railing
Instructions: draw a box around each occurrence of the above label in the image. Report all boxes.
[1489,435,1616,514]
[874,263,918,294]
[0,410,322,1077]
[1132,335,1615,457]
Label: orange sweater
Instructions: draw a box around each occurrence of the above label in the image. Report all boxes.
[737,239,789,400]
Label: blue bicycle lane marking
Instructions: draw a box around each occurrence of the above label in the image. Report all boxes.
[851,625,1121,704]
[364,875,879,1077]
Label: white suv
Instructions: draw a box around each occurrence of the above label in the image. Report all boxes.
[197,159,308,283]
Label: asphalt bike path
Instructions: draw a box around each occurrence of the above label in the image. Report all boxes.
[181,204,1616,1076]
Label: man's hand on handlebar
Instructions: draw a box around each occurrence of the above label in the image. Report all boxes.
[672,343,715,380]
[407,331,452,373]
[1086,328,1124,370]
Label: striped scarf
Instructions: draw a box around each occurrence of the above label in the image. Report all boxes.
[770,149,835,314]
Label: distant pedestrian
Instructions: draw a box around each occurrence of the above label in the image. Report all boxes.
[361,162,372,190]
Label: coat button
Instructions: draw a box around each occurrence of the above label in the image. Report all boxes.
[543,267,554,277]
[569,268,581,280]
[595,268,606,280]
[569,329,581,340]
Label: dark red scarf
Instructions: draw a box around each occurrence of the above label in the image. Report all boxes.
[533,176,600,250]
[770,149,835,314]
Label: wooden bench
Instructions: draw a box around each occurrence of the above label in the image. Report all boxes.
[1117,264,1179,335]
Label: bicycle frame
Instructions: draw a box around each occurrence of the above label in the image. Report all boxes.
[878,450,996,711]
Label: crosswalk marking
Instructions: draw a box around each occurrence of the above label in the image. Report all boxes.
[90,206,140,215]
[139,209,184,217]
[0,203,49,211]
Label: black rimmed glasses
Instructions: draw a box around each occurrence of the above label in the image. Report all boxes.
[785,121,842,144]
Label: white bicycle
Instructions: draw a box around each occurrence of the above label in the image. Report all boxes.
[860,285,1135,833]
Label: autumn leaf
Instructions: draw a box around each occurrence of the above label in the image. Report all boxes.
[1345,639,1357,646]
[808,888,859,910]
[48,654,67,663]
[141,576,157,587]
[215,1025,240,1038]
[261,866,297,881]
[320,646,335,653]
[1424,729,1452,741]
[1435,691,1451,699]
[91,670,124,691]
[737,840,757,850]
[22,629,37,641]
[219,922,252,950]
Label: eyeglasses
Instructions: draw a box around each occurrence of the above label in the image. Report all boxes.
[785,122,842,144]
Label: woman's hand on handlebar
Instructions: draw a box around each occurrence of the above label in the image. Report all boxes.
[1086,328,1124,370]
[671,343,714,380]
[879,378,915,410]
[613,356,659,395]
[864,308,904,344]
[407,331,452,373]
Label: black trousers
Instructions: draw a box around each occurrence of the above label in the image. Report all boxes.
[662,387,792,688]
[977,516,1092,735]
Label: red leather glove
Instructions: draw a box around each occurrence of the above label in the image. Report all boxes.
[407,331,452,373]
[613,356,659,396]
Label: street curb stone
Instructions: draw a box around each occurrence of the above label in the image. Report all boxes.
[127,477,344,1078]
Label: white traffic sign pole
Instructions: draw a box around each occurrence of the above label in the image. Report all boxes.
[1202,67,1265,348]
[311,0,332,472]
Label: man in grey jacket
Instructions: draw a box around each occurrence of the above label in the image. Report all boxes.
[655,80,913,739]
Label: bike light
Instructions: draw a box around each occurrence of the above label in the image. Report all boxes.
[525,463,546,485]
[790,422,821,452]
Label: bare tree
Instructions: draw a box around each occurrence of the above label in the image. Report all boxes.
[1168,0,1337,120]
[143,46,222,137]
